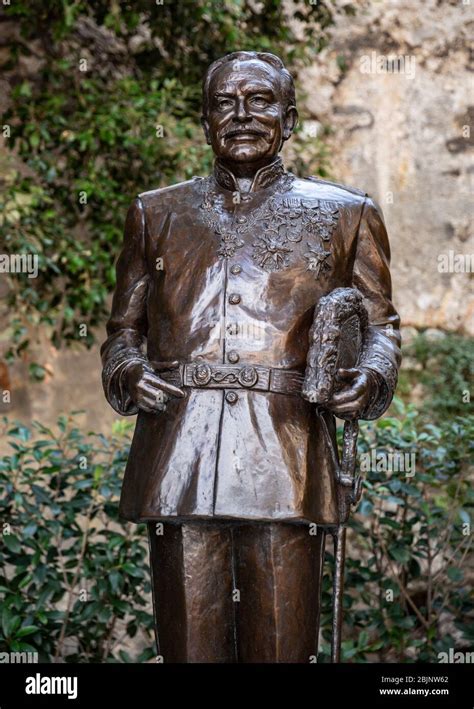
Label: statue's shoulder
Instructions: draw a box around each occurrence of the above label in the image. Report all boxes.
[306,175,368,198]
[293,174,368,205]
[138,176,204,207]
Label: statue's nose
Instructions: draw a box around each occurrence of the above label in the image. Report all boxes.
[233,98,250,122]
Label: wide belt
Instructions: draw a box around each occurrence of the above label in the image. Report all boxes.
[156,362,304,396]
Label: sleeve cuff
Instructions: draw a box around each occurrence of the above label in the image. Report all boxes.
[102,354,148,416]
[359,365,396,420]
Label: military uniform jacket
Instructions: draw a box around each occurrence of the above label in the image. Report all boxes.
[101,157,401,525]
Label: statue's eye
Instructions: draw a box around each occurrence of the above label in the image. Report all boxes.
[216,98,233,110]
[250,96,269,107]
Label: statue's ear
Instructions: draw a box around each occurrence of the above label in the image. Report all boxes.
[201,116,212,145]
[282,106,298,141]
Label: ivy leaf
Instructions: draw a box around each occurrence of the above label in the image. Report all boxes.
[2,608,21,638]
[446,567,463,582]
[15,625,40,638]
[3,534,22,554]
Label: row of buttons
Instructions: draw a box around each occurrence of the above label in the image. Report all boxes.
[226,261,242,404]
[226,260,241,368]
[228,261,241,366]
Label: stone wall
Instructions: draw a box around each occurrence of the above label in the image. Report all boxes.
[300,0,473,334]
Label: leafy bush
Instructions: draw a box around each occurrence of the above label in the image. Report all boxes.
[319,400,474,662]
[1,403,472,662]
[399,332,474,421]
[0,415,154,662]
[1,0,342,369]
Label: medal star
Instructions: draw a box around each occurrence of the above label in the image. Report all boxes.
[304,242,331,278]
[217,230,245,258]
[303,204,339,241]
[252,235,292,271]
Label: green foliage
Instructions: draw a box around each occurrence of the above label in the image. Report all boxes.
[1,0,342,366]
[3,76,207,360]
[399,332,474,420]
[0,416,154,662]
[319,400,474,662]
[1,403,471,662]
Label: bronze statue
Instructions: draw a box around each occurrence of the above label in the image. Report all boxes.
[101,51,401,663]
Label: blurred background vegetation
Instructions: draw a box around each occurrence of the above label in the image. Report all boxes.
[1,398,472,663]
[1,0,340,370]
[0,0,472,663]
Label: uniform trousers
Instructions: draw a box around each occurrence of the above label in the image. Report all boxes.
[147,520,326,663]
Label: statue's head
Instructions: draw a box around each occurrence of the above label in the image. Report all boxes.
[201,51,298,166]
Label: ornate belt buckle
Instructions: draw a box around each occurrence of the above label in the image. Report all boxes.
[192,363,212,387]
[238,366,258,388]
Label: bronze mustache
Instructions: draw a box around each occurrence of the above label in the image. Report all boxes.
[222,127,268,140]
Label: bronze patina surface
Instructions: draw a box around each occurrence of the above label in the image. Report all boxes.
[101,51,401,662]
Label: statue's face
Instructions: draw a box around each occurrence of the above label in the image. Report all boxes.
[203,58,297,165]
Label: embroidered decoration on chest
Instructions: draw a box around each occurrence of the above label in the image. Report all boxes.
[300,200,339,279]
[249,197,340,274]
[199,179,340,276]
[200,180,246,259]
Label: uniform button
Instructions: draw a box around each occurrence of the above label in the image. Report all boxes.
[229,293,241,305]
[225,391,238,405]
[230,264,242,275]
[227,350,240,364]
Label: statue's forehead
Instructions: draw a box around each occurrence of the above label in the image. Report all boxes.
[209,59,280,94]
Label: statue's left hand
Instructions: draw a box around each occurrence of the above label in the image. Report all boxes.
[326,367,376,418]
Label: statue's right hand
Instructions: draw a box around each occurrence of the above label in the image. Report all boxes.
[124,361,185,414]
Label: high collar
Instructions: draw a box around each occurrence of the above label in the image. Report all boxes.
[213,156,286,193]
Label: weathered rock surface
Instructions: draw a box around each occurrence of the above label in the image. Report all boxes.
[300,0,473,334]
